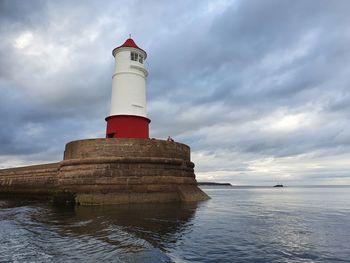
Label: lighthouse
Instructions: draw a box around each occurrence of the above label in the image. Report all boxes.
[105,37,150,139]
[0,36,210,205]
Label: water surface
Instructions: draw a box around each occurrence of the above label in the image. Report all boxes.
[1,186,350,262]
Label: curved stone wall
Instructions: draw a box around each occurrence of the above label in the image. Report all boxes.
[63,138,191,161]
[57,139,208,204]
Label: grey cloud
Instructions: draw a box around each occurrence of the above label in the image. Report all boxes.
[0,0,47,23]
[0,0,349,184]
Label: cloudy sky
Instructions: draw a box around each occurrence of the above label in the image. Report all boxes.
[1,0,350,185]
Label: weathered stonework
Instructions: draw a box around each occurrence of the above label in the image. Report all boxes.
[0,139,209,205]
[0,163,59,200]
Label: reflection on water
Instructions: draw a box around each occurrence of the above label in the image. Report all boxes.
[1,187,350,262]
[50,203,197,252]
[0,201,198,262]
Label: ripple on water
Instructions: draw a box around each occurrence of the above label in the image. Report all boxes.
[1,187,350,262]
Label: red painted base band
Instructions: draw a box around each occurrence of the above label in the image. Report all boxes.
[105,115,150,139]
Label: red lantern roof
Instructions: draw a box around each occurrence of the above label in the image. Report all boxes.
[112,38,147,58]
[119,38,140,49]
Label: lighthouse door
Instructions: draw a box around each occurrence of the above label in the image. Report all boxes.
[107,132,115,138]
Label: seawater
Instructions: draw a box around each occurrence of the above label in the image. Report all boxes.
[1,186,350,262]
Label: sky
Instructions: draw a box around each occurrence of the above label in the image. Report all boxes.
[0,0,350,185]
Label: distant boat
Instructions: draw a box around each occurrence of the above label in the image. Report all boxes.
[273,184,284,187]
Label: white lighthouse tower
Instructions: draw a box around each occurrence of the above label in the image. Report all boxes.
[106,37,150,138]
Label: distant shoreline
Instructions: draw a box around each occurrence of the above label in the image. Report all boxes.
[197,182,232,186]
[198,184,350,188]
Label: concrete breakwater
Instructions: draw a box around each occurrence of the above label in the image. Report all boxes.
[0,138,209,205]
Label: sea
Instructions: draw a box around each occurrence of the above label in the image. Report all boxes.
[1,186,350,263]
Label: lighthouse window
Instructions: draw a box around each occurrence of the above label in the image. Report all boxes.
[139,55,143,64]
[131,51,138,61]
[131,52,143,64]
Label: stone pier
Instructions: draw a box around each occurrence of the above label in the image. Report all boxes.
[0,139,209,205]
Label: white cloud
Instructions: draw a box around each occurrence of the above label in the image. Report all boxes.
[14,31,34,49]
